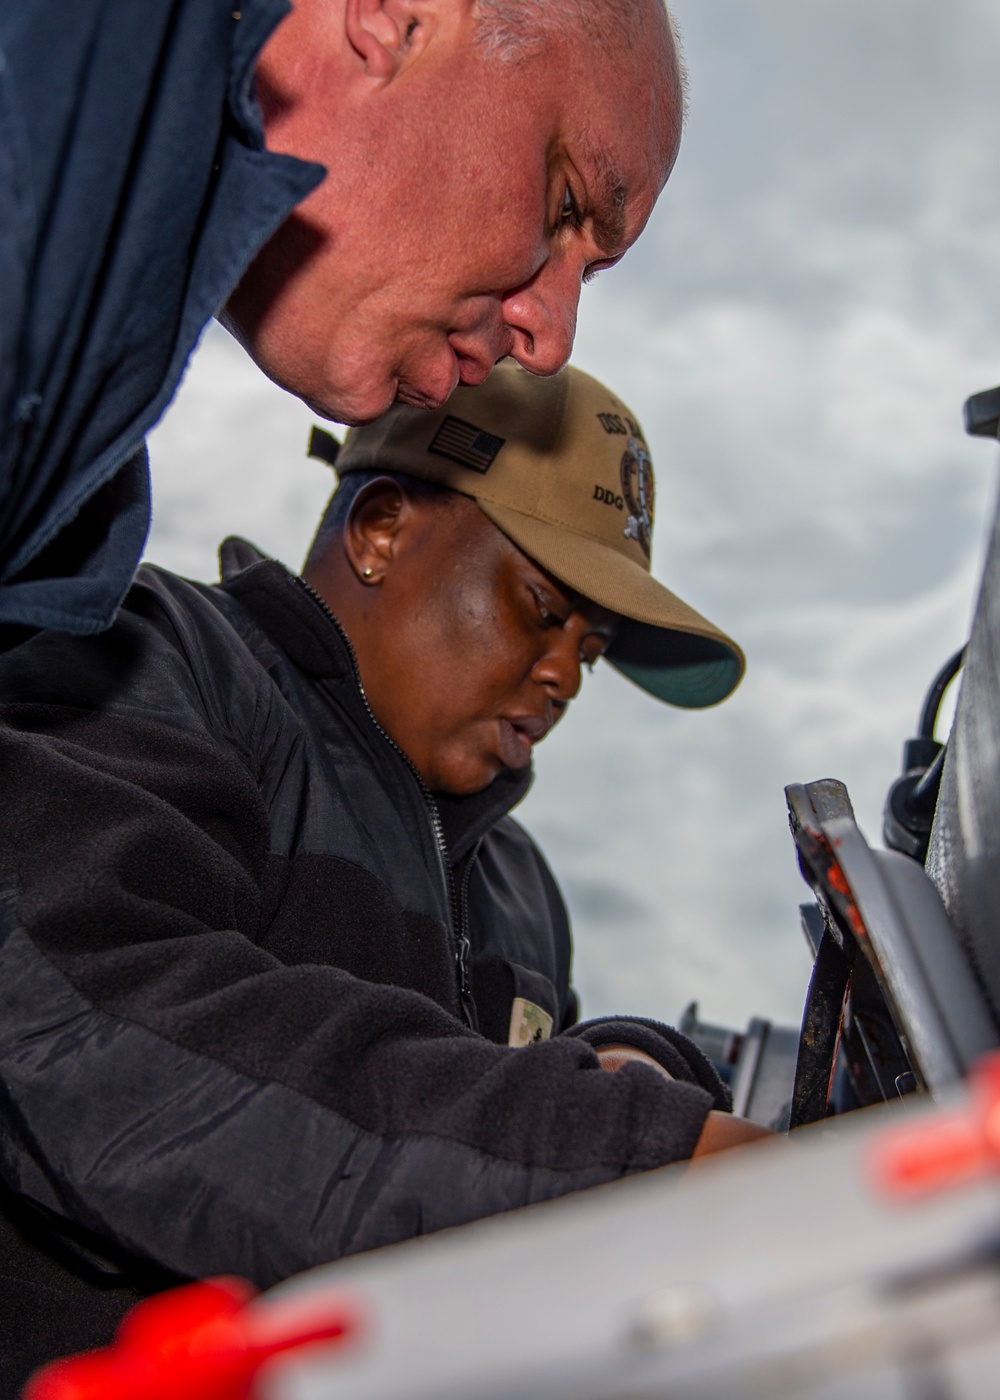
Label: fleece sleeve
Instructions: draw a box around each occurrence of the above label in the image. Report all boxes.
[567,1018,733,1110]
[0,701,713,1290]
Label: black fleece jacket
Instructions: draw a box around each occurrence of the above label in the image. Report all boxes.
[0,539,727,1386]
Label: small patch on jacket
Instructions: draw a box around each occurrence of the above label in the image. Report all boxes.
[508,998,553,1047]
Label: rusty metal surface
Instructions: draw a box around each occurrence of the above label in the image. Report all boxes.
[789,922,853,1128]
[787,777,994,1118]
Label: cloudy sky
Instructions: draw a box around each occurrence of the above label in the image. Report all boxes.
[147,0,1000,1032]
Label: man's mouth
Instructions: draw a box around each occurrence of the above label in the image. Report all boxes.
[396,379,453,411]
[449,325,511,389]
[396,325,510,410]
[454,355,493,388]
[395,346,463,411]
[497,715,550,768]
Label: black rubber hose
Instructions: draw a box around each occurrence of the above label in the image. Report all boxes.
[918,647,967,740]
[909,745,948,815]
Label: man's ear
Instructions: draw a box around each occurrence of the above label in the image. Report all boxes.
[344,0,439,79]
[344,478,408,583]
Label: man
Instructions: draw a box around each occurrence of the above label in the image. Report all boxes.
[0,0,683,636]
[0,362,766,1388]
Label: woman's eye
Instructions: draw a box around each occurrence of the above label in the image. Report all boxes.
[534,595,565,628]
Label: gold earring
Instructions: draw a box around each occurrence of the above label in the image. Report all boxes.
[362,567,374,579]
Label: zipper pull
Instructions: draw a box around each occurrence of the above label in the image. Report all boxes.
[455,933,479,1032]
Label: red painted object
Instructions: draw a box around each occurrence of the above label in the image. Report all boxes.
[870,1049,1000,1197]
[23,1275,360,1400]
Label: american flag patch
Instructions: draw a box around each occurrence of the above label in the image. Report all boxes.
[428,416,506,473]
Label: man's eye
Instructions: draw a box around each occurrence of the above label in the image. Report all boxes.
[560,188,579,226]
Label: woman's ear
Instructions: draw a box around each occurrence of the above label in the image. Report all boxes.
[344,477,407,584]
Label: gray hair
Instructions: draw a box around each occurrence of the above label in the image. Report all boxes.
[475,0,687,106]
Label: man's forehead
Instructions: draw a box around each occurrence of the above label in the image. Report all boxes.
[571,45,682,254]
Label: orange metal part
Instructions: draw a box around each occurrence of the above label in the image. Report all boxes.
[870,1049,1000,1198]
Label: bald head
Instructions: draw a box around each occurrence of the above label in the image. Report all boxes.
[476,0,687,109]
[475,0,686,187]
[225,0,685,426]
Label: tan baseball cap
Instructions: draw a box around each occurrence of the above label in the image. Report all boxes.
[324,361,744,708]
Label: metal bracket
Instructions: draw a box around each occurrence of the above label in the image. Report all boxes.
[786,779,996,1123]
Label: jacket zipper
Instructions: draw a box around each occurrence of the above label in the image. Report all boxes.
[455,840,483,1033]
[295,577,479,1030]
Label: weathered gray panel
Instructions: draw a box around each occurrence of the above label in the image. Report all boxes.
[927,486,1000,1035]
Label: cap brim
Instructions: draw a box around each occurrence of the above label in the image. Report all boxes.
[476,502,745,709]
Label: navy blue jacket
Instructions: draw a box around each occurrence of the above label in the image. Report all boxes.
[0,0,321,633]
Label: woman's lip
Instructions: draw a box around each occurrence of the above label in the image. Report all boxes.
[496,716,550,768]
[509,715,550,741]
[497,718,534,768]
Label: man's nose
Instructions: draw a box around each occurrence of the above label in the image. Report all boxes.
[500,256,581,377]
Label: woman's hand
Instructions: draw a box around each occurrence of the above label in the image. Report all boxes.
[691,1111,776,1158]
[596,1044,778,1159]
[596,1043,673,1079]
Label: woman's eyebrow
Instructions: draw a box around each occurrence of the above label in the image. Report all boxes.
[529,577,571,610]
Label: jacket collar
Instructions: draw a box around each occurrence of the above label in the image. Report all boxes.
[217,538,532,862]
[219,537,353,681]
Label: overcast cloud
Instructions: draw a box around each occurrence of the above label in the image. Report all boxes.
[147,0,1000,1031]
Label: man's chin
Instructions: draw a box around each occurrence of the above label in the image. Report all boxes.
[299,334,469,422]
[302,383,397,428]
[303,373,453,427]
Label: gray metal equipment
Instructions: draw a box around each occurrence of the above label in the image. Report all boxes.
[786,777,995,1125]
[928,462,1000,1035]
[784,389,1000,1134]
[255,1090,1000,1400]
[680,1002,798,1131]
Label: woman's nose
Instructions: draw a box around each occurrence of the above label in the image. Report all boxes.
[531,629,584,702]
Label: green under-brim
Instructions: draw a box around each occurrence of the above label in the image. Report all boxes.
[605,625,743,709]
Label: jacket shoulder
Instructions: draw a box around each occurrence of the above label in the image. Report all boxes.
[0,564,272,750]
